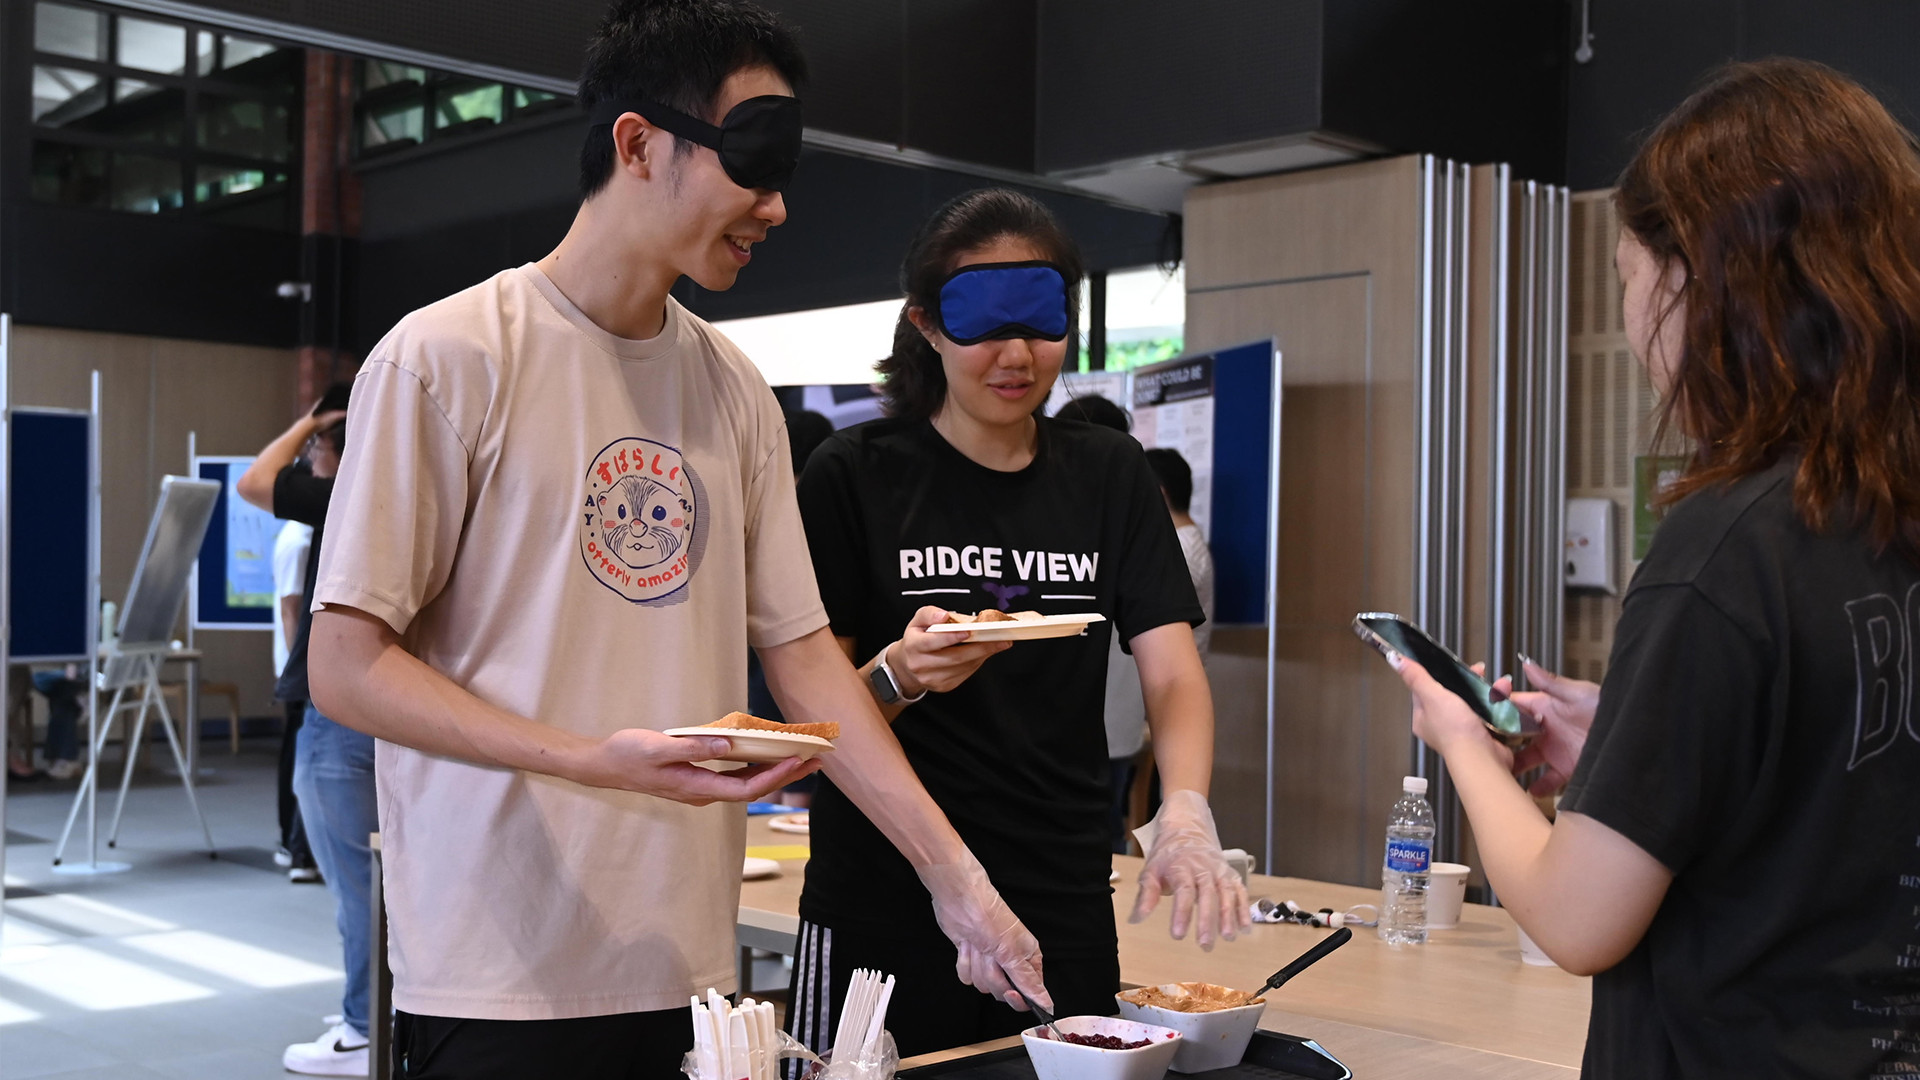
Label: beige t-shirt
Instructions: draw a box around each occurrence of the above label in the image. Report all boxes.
[314,264,828,1019]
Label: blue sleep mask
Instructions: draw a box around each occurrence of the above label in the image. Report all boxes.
[934,261,1071,346]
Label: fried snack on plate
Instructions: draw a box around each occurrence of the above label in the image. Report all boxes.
[697,711,840,741]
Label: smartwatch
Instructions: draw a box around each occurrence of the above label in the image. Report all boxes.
[868,643,928,706]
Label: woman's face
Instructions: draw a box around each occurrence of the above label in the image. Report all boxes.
[1617,229,1689,396]
[912,236,1069,431]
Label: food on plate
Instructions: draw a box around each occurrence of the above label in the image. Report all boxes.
[945,609,1045,624]
[1043,1031,1154,1049]
[1116,982,1264,1013]
[697,711,840,741]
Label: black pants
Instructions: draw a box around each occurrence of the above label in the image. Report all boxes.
[394,1009,694,1080]
[783,913,1120,1068]
[278,700,311,865]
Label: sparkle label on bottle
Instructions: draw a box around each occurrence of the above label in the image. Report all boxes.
[1386,839,1431,874]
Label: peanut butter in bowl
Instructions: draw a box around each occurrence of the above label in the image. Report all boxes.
[1118,982,1264,1013]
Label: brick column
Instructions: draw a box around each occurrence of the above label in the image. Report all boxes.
[296,50,363,414]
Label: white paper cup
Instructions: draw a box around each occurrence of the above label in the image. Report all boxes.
[1515,924,1557,967]
[1425,862,1470,929]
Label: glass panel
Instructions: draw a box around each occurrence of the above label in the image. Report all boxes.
[110,152,185,212]
[116,16,186,74]
[195,164,285,202]
[195,30,216,75]
[361,102,424,149]
[197,93,291,161]
[111,79,184,145]
[220,35,279,69]
[35,2,106,62]
[513,87,563,111]
[32,64,103,125]
[434,83,502,129]
[30,140,107,207]
[363,61,426,91]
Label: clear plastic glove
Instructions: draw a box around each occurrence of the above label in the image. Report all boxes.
[1129,789,1252,950]
[916,854,1050,1012]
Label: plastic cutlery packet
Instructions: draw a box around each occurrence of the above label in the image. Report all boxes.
[684,991,815,1080]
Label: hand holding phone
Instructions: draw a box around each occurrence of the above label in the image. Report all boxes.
[1351,613,1540,748]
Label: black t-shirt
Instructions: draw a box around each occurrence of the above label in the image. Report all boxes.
[795,417,1203,953]
[1561,458,1920,1079]
[271,466,333,704]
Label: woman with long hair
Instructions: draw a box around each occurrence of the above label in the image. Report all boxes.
[780,188,1248,1058]
[1395,59,1920,1077]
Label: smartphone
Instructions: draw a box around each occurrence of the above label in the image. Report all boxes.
[1351,612,1540,748]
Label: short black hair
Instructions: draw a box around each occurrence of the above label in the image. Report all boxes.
[577,0,808,202]
[786,409,832,476]
[877,189,1085,422]
[1144,447,1193,513]
[1053,393,1130,433]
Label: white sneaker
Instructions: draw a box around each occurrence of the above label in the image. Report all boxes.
[44,759,81,781]
[283,1021,369,1077]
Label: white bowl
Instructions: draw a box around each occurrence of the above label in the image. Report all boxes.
[1020,1015,1183,1080]
[1115,984,1267,1073]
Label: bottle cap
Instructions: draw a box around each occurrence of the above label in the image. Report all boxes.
[1402,776,1428,794]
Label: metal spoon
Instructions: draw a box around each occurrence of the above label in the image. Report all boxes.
[1252,926,1353,998]
[1013,987,1068,1042]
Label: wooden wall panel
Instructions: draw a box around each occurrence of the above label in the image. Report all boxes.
[9,325,299,725]
[1184,157,1424,886]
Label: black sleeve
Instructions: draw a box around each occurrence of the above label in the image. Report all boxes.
[271,467,334,527]
[1111,445,1205,652]
[794,436,871,641]
[1559,582,1770,873]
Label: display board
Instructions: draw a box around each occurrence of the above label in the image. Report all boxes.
[1132,354,1218,537]
[7,409,91,661]
[192,457,281,629]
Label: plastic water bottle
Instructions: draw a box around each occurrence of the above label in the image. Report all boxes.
[1379,775,1435,945]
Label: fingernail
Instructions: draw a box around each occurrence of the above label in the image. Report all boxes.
[1386,652,1405,671]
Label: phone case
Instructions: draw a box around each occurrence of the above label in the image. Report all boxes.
[1350,612,1540,748]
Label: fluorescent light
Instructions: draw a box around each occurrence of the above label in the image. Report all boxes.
[0,943,214,1010]
[711,298,897,387]
[122,930,340,989]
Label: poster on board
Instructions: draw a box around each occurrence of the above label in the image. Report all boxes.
[192,457,286,629]
[1130,354,1216,537]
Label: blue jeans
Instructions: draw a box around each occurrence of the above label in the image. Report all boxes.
[292,705,378,1038]
[30,671,81,762]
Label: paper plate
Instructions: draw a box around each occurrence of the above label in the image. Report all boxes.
[664,727,836,764]
[767,813,810,835]
[743,856,781,880]
[924,613,1107,642]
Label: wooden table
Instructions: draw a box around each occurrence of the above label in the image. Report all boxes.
[738,819,1590,1078]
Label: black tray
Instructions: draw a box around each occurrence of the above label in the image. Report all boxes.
[898,1029,1353,1080]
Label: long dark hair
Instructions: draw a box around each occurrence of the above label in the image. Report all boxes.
[876,189,1086,421]
[1617,58,1920,556]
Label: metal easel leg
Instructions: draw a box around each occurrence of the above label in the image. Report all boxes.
[106,670,156,848]
[150,672,215,855]
[50,684,131,873]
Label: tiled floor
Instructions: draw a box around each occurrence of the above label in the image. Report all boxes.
[2,739,347,1079]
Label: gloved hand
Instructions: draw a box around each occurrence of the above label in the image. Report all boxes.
[1129,789,1252,950]
[917,853,1051,1012]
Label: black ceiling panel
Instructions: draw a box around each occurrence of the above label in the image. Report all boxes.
[1035,0,1323,173]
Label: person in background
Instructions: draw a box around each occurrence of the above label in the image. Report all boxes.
[272,516,318,881]
[1391,59,1920,1078]
[237,391,373,1076]
[1051,392,1130,434]
[787,189,1248,1060]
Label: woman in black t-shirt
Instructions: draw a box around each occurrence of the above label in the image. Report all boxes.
[1393,60,1920,1078]
[782,189,1249,1060]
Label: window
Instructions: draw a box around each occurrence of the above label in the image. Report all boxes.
[27,1,300,229]
[1077,264,1186,372]
[353,59,573,159]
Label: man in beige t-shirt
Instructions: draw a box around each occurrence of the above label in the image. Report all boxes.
[308,3,1048,1077]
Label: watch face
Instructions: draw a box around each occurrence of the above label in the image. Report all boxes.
[868,662,899,704]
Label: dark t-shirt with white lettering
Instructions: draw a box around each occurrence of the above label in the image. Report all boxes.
[795,417,1203,952]
[1561,457,1920,1078]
